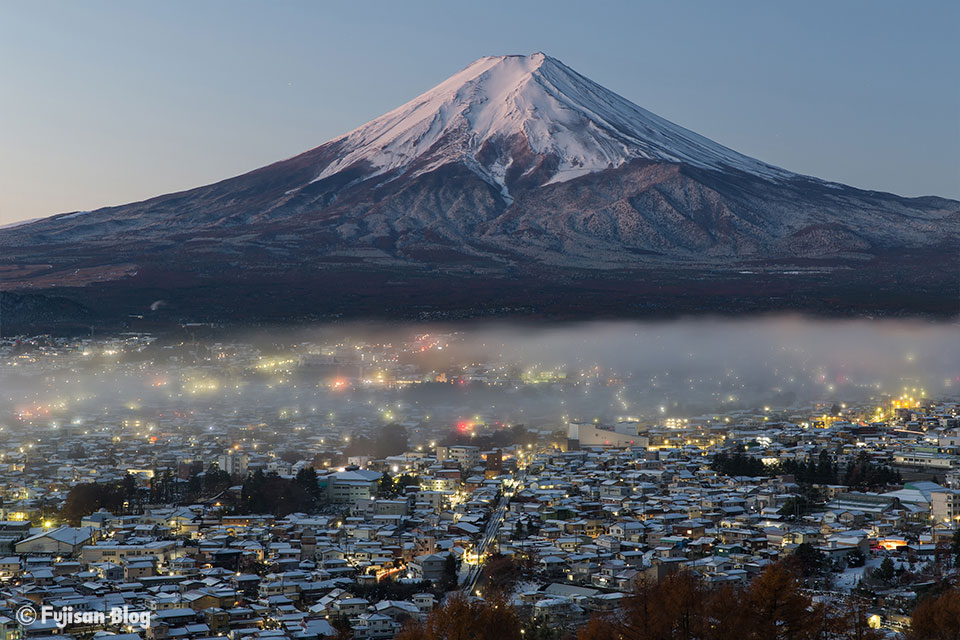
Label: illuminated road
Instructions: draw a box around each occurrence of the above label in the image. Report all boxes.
[460,466,526,595]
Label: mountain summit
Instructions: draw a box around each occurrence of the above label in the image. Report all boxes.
[0,53,957,325]
[314,53,793,199]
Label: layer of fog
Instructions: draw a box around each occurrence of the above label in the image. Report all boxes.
[1,317,957,436]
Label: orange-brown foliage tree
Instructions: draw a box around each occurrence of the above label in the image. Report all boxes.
[576,614,620,640]
[577,562,880,640]
[742,562,824,640]
[907,587,960,640]
[396,591,522,640]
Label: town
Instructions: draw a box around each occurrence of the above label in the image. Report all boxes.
[0,328,958,639]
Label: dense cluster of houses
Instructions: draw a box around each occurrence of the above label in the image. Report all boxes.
[0,336,958,637]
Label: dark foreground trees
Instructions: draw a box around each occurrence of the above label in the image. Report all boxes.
[393,564,889,640]
[390,563,960,640]
[395,591,522,640]
[907,587,960,640]
[578,563,881,640]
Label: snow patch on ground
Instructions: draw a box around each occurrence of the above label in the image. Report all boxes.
[57,210,92,220]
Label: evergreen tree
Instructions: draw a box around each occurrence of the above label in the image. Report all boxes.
[952,529,960,567]
[873,557,895,584]
[121,473,138,512]
[378,471,397,497]
[789,542,825,577]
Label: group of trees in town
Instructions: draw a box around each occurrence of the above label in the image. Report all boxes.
[711,447,901,495]
[236,467,325,516]
[149,467,233,505]
[60,480,129,525]
[378,471,420,498]
[442,423,538,449]
[59,471,160,524]
[60,463,327,523]
[64,465,240,519]
[343,423,410,459]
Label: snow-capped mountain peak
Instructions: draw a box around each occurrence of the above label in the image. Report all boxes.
[1,52,956,324]
[313,52,795,195]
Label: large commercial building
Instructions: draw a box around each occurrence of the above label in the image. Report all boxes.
[567,422,649,449]
[892,451,957,471]
[15,526,95,556]
[323,469,383,503]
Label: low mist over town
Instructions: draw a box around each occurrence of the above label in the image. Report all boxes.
[0,319,957,638]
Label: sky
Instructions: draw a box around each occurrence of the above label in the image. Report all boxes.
[0,1,957,226]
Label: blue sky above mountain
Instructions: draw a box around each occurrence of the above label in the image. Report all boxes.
[0,0,957,226]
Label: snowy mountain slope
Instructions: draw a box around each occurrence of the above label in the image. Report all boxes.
[0,52,957,322]
[311,53,796,199]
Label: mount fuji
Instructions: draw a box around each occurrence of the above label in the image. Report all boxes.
[312,53,795,194]
[1,53,957,327]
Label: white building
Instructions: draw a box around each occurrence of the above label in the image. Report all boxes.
[407,552,449,582]
[568,422,649,448]
[324,469,382,503]
[439,445,482,470]
[15,526,95,556]
[931,489,960,524]
[217,451,249,476]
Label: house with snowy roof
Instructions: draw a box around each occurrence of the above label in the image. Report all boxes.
[15,526,95,556]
